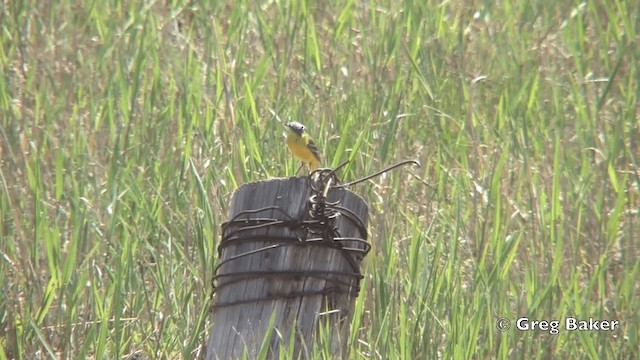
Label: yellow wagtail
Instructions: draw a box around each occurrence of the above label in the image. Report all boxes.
[284,122,321,172]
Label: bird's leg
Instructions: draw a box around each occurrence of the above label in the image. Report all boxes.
[295,163,304,175]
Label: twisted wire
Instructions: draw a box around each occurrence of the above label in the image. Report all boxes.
[211,176,369,308]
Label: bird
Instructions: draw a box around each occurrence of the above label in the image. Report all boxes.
[284,122,321,172]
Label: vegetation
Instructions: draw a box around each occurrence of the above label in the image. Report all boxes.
[1,0,638,358]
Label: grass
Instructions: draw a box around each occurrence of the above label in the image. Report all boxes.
[1,0,638,358]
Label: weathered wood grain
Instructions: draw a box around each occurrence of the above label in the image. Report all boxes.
[205,176,368,360]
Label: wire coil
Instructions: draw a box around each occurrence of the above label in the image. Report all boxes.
[211,175,370,309]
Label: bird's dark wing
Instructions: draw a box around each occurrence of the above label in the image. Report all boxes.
[307,139,321,162]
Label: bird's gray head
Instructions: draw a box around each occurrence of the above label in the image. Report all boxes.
[285,122,305,135]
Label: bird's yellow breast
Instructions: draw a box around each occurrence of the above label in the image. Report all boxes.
[286,132,320,170]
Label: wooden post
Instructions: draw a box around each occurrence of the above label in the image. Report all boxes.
[205,176,369,360]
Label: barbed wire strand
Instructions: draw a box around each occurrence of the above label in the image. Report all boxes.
[211,174,369,308]
[211,160,417,308]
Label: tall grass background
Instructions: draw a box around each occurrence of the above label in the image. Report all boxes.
[1,0,638,358]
